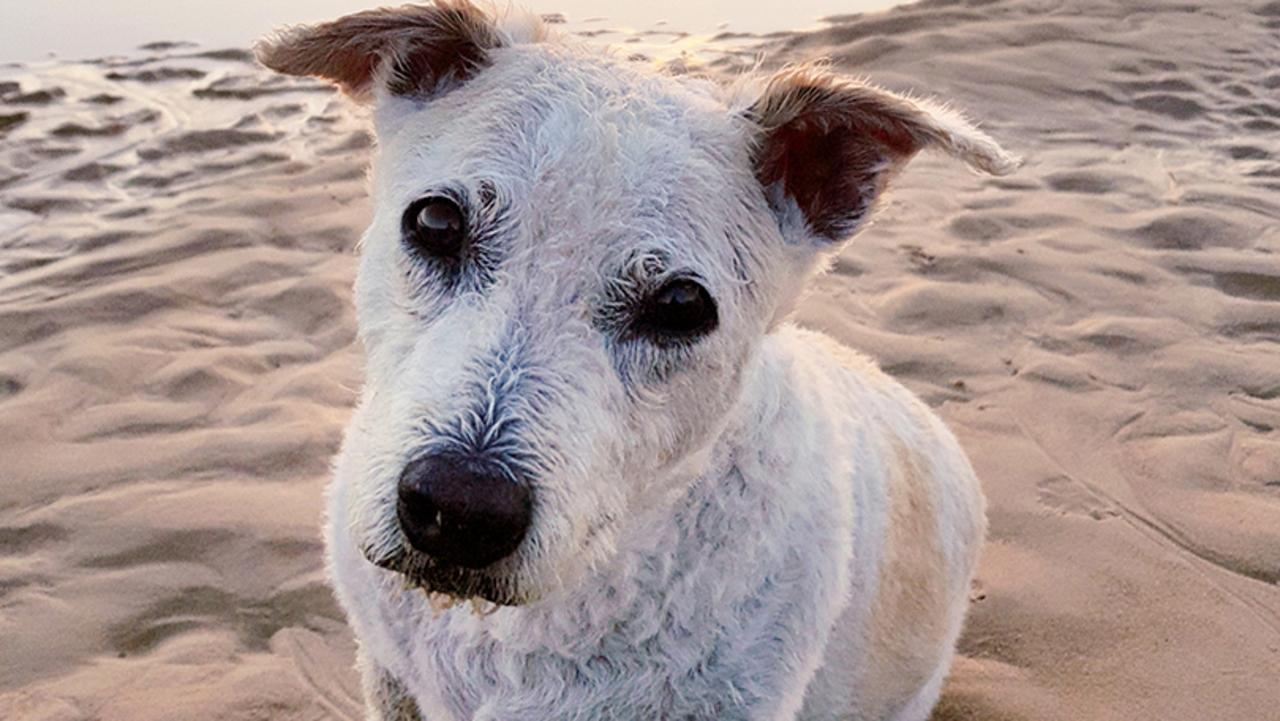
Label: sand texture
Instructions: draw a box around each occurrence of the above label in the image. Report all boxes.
[2,1,1278,719]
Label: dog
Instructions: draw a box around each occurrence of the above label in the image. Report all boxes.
[257,3,1016,719]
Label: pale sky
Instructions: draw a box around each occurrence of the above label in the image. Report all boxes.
[1,0,900,62]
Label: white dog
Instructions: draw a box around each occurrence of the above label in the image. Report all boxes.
[258,3,1015,719]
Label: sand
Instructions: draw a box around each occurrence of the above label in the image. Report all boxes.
[1,1,1278,719]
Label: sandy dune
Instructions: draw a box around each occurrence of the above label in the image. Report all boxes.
[1,1,1278,719]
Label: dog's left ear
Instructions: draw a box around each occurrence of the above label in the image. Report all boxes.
[748,64,1020,242]
[254,0,505,102]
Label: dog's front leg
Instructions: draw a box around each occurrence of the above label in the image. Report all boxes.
[358,651,423,721]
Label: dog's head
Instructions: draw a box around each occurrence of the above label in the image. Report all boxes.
[258,1,1016,606]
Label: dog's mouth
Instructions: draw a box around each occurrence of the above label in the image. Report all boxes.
[366,546,527,607]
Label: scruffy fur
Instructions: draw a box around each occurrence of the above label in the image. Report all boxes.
[258,3,1014,719]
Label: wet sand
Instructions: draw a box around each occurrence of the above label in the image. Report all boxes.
[1,1,1278,719]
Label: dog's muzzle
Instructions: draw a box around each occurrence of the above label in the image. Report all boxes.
[396,453,532,570]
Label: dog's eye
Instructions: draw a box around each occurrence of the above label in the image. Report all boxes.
[634,279,718,343]
[403,196,466,258]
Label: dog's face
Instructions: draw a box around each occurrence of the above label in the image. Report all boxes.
[259,1,1015,605]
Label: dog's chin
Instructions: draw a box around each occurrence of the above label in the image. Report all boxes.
[366,547,529,607]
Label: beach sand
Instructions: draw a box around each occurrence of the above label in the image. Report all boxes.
[1,1,1278,719]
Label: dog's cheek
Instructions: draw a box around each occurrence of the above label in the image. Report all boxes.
[332,405,404,563]
[533,372,632,581]
[659,341,749,462]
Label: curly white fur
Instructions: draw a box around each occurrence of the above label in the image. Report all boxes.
[257,3,1008,720]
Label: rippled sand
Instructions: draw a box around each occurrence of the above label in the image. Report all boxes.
[2,1,1278,719]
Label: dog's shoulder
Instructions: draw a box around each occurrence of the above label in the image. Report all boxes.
[763,321,985,551]
[766,324,986,718]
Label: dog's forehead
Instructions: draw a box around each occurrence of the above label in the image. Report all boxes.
[378,45,748,218]
[365,43,768,297]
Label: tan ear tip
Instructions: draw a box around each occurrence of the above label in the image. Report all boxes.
[982,148,1024,176]
[961,136,1022,176]
[251,25,313,74]
[251,34,284,71]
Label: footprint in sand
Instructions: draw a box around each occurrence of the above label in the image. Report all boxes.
[1036,475,1120,520]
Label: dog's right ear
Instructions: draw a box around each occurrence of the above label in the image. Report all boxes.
[254,1,502,102]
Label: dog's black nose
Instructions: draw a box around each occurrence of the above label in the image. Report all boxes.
[396,454,531,569]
